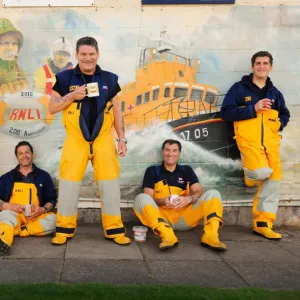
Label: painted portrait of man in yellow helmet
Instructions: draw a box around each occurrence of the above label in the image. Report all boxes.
[34,37,74,96]
[0,18,29,95]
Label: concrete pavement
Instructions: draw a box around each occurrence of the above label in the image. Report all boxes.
[1,224,300,289]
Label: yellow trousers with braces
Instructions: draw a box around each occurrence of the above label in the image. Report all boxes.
[234,110,282,228]
[0,210,56,248]
[133,189,223,232]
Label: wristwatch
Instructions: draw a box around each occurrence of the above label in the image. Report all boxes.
[116,138,127,144]
[43,207,49,213]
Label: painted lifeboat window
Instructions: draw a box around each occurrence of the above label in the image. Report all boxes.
[136,95,142,106]
[144,92,150,103]
[164,87,170,97]
[174,87,188,98]
[121,101,125,112]
[190,89,203,101]
[205,92,217,105]
[153,89,159,100]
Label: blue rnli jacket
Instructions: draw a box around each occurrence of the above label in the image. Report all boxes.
[0,164,57,207]
[56,64,119,142]
[220,74,290,131]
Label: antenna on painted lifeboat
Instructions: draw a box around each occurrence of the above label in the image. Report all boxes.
[151,29,178,54]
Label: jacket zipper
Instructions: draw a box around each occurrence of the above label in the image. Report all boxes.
[261,114,266,151]
[29,188,32,205]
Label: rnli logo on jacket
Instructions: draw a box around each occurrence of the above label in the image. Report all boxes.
[177,177,184,184]
[245,96,251,102]
[15,189,23,192]
[69,85,79,92]
[268,118,276,123]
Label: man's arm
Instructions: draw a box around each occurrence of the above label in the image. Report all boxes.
[277,91,290,130]
[220,83,257,122]
[48,86,86,115]
[172,183,204,209]
[111,96,127,157]
[0,176,24,213]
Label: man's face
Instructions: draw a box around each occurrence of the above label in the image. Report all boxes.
[75,45,99,74]
[0,33,19,61]
[16,145,33,168]
[53,51,70,69]
[252,56,273,79]
[162,143,181,166]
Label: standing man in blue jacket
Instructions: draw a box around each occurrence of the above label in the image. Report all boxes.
[48,36,130,246]
[221,51,290,240]
[0,141,57,255]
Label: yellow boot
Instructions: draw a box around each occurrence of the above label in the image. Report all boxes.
[0,222,14,255]
[154,223,178,251]
[201,221,227,252]
[102,214,131,245]
[253,221,281,240]
[52,233,68,245]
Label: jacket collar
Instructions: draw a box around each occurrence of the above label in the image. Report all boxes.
[241,73,273,90]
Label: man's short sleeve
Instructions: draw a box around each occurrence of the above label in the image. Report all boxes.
[52,76,63,95]
[111,82,121,99]
[184,165,199,186]
[142,167,156,189]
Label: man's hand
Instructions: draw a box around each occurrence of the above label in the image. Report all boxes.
[255,98,273,112]
[27,204,45,220]
[71,85,86,101]
[118,141,127,157]
[1,203,24,214]
[172,196,192,209]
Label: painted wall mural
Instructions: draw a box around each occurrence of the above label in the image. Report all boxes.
[0,5,300,205]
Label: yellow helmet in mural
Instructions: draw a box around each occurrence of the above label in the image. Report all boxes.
[0,18,23,50]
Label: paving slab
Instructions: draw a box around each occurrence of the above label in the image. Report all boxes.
[0,236,66,259]
[274,242,300,260]
[228,261,300,289]
[62,259,152,284]
[139,239,222,261]
[0,259,63,283]
[218,226,273,242]
[65,227,143,260]
[148,261,248,287]
[219,241,299,263]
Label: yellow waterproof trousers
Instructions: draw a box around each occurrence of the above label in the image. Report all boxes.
[56,100,127,240]
[234,109,282,228]
[0,210,56,249]
[133,189,223,231]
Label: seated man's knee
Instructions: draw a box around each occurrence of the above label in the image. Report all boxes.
[203,189,222,203]
[244,167,273,181]
[134,193,154,211]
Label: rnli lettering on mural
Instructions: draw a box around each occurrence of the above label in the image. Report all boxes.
[0,91,54,138]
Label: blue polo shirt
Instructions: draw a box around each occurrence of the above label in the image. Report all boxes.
[143,164,199,191]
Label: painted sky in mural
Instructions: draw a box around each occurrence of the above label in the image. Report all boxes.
[0,6,299,202]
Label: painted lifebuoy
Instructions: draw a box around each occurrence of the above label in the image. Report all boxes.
[0,90,54,138]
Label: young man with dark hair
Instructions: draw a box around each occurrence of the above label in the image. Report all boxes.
[221,51,290,240]
[134,139,226,252]
[0,141,57,255]
[49,36,130,246]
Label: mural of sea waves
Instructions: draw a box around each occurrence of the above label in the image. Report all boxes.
[0,5,299,203]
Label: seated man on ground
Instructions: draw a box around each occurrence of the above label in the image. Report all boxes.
[134,139,226,251]
[0,141,57,255]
